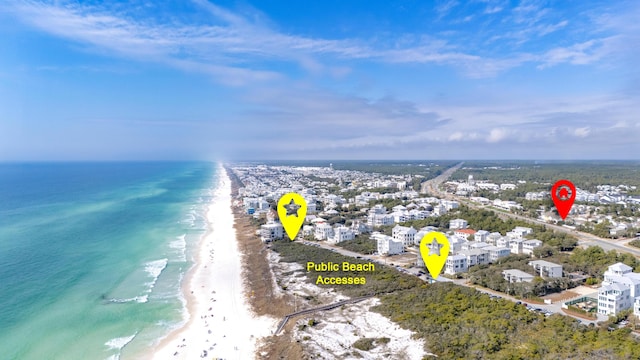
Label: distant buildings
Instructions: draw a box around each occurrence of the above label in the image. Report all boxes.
[449,218,468,230]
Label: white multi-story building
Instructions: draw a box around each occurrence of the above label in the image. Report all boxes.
[449,218,468,230]
[474,230,490,242]
[602,262,640,298]
[375,234,404,255]
[503,269,535,283]
[260,222,284,242]
[329,226,355,244]
[392,225,417,247]
[367,213,395,227]
[598,283,632,316]
[414,226,438,245]
[462,241,490,251]
[445,255,468,275]
[513,226,533,237]
[459,249,489,267]
[522,239,543,255]
[486,246,511,262]
[529,260,563,278]
[442,200,459,210]
[454,229,476,240]
[509,239,524,254]
[486,232,503,245]
[448,235,467,253]
[314,223,334,240]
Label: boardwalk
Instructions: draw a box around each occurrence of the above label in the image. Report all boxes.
[274,295,374,334]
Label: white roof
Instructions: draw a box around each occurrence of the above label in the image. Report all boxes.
[529,260,562,268]
[503,269,534,277]
[610,262,633,272]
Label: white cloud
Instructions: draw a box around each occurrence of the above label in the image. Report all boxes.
[487,128,509,143]
[573,127,590,137]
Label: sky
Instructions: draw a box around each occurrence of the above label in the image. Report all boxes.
[0,0,638,161]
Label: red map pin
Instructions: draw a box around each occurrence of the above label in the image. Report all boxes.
[551,180,576,220]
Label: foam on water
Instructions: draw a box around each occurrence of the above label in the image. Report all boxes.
[145,258,169,291]
[169,234,187,262]
[104,332,137,360]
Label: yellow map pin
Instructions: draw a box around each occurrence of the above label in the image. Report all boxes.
[277,193,307,241]
[419,231,450,279]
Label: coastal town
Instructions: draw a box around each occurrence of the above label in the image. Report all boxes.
[231,162,640,335]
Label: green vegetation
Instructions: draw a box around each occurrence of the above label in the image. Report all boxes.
[336,235,377,254]
[374,283,640,359]
[400,205,578,251]
[352,337,391,351]
[468,255,576,297]
[629,240,640,248]
[271,239,640,359]
[451,161,640,193]
[352,338,377,351]
[271,240,423,297]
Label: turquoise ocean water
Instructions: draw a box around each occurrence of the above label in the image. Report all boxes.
[0,162,217,359]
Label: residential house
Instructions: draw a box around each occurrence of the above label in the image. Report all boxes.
[522,239,543,255]
[329,226,355,244]
[449,218,468,230]
[375,233,404,255]
[474,230,490,242]
[598,283,632,316]
[459,249,489,267]
[529,260,563,278]
[445,255,469,275]
[454,229,476,240]
[314,223,334,240]
[485,246,511,262]
[392,225,417,247]
[503,269,535,283]
[260,222,284,242]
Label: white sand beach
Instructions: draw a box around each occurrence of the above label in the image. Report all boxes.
[151,168,275,360]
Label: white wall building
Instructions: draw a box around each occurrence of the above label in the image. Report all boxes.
[392,225,417,247]
[314,223,334,240]
[486,246,512,262]
[509,239,524,254]
[375,234,404,255]
[260,222,284,242]
[449,218,468,230]
[598,283,632,316]
[474,230,490,242]
[522,239,543,255]
[459,249,489,267]
[330,226,355,244]
[445,255,468,275]
[529,260,563,278]
[503,269,535,283]
[603,262,640,298]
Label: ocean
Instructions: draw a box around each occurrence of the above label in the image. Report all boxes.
[0,162,217,360]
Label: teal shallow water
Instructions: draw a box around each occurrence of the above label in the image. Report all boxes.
[0,162,216,359]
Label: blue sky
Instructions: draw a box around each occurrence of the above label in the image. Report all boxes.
[0,0,638,160]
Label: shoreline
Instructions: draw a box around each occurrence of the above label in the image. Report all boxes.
[150,165,274,359]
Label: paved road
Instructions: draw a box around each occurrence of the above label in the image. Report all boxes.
[298,239,605,324]
[420,163,640,258]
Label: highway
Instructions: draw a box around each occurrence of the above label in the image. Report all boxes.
[421,162,640,258]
